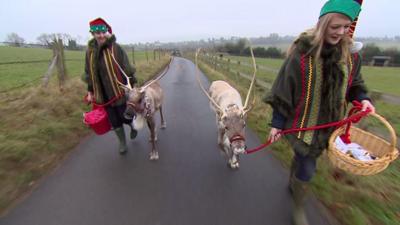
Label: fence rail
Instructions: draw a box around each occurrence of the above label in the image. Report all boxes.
[0,76,42,94]
[0,58,82,65]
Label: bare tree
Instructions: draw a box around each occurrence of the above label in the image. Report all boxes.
[5,33,25,47]
[37,33,72,48]
[37,33,55,48]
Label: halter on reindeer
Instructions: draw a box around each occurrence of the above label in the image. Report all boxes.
[195,44,257,169]
[116,57,171,160]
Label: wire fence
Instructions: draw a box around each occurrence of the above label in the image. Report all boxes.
[0,76,43,94]
[0,57,84,93]
[0,43,169,94]
[0,58,82,65]
[0,40,70,93]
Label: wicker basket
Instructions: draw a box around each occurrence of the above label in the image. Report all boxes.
[328,113,399,176]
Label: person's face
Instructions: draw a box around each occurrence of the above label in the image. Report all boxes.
[93,31,108,45]
[324,13,352,45]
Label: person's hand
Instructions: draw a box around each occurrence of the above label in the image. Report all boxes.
[86,92,94,103]
[268,127,282,143]
[361,100,375,113]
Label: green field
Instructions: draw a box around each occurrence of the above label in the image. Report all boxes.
[362,66,400,95]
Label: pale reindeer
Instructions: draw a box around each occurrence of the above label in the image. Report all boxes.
[195,48,257,169]
[113,55,169,160]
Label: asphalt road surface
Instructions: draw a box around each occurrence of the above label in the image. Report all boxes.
[0,57,337,225]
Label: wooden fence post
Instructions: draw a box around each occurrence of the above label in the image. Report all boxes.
[56,38,67,91]
[145,46,149,63]
[131,46,135,65]
[42,55,58,87]
[42,38,66,90]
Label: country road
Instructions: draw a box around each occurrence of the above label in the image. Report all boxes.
[0,57,338,225]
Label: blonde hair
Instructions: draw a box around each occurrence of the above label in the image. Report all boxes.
[287,13,352,64]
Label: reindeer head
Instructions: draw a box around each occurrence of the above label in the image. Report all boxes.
[220,105,247,155]
[118,67,169,120]
[123,86,145,120]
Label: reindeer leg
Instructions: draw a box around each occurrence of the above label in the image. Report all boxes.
[227,149,239,170]
[217,128,225,151]
[231,154,240,169]
[159,106,166,129]
[147,117,158,160]
[147,118,157,142]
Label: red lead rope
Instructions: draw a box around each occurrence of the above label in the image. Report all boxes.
[245,101,371,154]
[84,93,124,108]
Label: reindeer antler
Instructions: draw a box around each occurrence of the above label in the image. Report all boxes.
[139,57,172,92]
[194,48,224,114]
[243,40,257,114]
[243,94,256,115]
[110,51,134,90]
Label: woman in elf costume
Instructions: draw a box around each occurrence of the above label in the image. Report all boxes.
[264,0,375,224]
[84,17,137,155]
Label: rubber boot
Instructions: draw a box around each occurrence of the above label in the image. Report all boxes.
[129,124,138,139]
[114,127,128,155]
[288,158,298,195]
[291,177,310,225]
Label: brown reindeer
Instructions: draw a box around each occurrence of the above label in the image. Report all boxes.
[114,56,169,160]
[195,48,256,169]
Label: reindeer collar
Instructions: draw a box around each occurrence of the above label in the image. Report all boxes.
[230,134,245,143]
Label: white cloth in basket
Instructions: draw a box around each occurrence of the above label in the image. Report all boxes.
[334,137,375,161]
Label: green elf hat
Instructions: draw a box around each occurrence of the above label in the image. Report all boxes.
[319,0,361,21]
[89,17,112,34]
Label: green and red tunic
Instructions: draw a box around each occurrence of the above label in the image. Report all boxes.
[84,35,136,106]
[264,35,369,157]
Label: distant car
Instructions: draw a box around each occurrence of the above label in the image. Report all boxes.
[172,50,181,57]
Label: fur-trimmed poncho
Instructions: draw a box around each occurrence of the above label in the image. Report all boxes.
[264,34,369,157]
[84,35,136,106]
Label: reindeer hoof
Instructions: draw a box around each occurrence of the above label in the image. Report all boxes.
[161,123,167,129]
[149,137,158,142]
[227,161,240,170]
[149,152,159,161]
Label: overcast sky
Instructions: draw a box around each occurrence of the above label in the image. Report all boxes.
[1,0,399,44]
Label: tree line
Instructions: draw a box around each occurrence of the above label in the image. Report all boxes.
[4,32,400,65]
[4,32,83,50]
[361,43,400,66]
[215,38,400,66]
[215,38,284,58]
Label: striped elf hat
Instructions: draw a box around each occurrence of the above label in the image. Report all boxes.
[89,17,112,34]
[349,0,363,38]
[319,0,363,38]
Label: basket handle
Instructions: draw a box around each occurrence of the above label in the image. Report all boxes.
[368,112,398,160]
